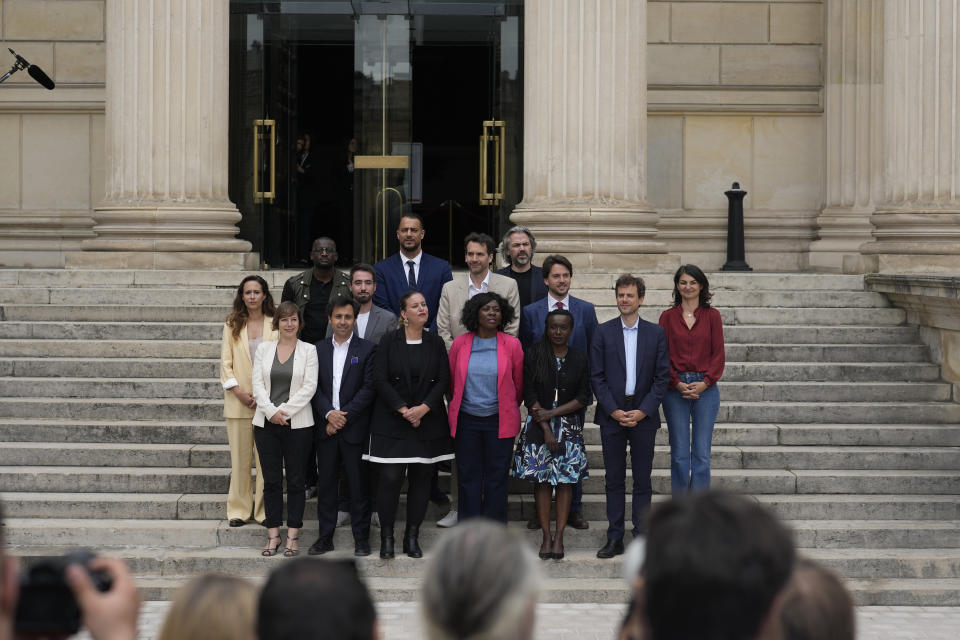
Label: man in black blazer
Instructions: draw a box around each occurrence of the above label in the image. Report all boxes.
[309,296,377,557]
[495,226,547,308]
[590,274,670,559]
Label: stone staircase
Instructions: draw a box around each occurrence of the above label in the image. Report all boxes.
[0,269,958,604]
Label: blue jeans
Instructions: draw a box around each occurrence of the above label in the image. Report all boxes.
[662,372,720,494]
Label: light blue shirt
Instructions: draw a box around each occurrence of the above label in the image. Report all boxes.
[622,317,638,396]
[461,336,499,417]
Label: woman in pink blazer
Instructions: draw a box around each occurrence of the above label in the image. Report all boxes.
[448,291,524,523]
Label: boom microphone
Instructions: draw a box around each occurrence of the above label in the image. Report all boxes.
[7,49,55,90]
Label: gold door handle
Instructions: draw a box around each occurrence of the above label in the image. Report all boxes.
[479,120,505,205]
[253,119,276,203]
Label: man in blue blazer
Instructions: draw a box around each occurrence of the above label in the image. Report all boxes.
[373,213,453,330]
[518,254,598,353]
[309,296,377,557]
[590,274,669,559]
[518,254,598,530]
[495,226,547,308]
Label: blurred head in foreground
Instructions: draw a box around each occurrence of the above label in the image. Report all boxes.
[421,519,541,640]
[642,491,796,640]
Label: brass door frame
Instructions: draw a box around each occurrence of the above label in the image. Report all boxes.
[253,119,276,203]
[479,120,505,205]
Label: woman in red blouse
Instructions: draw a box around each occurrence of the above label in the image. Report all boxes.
[658,265,725,493]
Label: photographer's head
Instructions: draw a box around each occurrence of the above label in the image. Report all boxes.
[642,491,795,640]
[258,558,377,640]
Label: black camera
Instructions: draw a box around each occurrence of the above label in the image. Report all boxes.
[14,549,113,636]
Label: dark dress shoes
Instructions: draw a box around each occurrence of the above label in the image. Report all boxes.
[569,511,589,530]
[403,525,423,558]
[354,539,371,557]
[380,533,395,559]
[597,538,625,559]
[228,519,246,527]
[308,536,334,555]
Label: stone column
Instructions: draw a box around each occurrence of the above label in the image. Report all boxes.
[809,0,883,274]
[69,0,252,269]
[511,0,673,271]
[861,0,960,274]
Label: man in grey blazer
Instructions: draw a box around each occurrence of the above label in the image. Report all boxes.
[326,263,397,345]
[436,232,521,350]
[434,232,520,528]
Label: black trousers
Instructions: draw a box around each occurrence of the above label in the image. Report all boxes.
[317,435,370,541]
[254,423,313,529]
[600,426,657,541]
[455,413,514,524]
[376,462,433,532]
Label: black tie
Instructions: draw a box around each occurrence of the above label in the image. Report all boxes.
[407,260,417,288]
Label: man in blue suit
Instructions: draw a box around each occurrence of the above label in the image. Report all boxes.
[495,226,548,308]
[518,254,598,530]
[373,213,453,330]
[309,296,377,557]
[590,274,669,558]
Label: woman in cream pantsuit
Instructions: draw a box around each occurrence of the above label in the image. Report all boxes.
[220,275,278,527]
[252,301,319,556]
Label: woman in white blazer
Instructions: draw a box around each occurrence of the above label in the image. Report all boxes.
[220,275,278,527]
[252,301,319,557]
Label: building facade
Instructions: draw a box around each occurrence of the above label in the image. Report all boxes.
[0,0,957,275]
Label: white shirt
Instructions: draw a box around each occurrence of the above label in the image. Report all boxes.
[621,317,639,396]
[329,334,353,415]
[467,270,491,299]
[547,293,571,311]
[356,310,370,339]
[400,251,423,283]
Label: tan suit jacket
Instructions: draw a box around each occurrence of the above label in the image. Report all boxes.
[436,271,521,349]
[220,316,278,419]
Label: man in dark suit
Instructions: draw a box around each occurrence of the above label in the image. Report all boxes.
[590,274,669,558]
[309,296,377,557]
[373,213,453,330]
[518,254,598,354]
[495,226,547,308]
[326,263,397,345]
[518,254,598,530]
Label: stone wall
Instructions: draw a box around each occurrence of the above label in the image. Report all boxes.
[0,0,105,267]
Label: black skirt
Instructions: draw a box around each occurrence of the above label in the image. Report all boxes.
[363,432,455,464]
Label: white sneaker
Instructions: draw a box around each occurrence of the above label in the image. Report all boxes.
[436,509,458,528]
[371,512,380,528]
[336,511,351,527]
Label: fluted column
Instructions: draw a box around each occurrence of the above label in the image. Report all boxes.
[74,0,251,268]
[511,0,672,271]
[861,0,960,273]
[809,0,883,273]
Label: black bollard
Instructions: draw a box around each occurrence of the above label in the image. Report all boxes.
[722,181,752,272]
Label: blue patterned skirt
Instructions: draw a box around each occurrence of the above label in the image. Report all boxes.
[510,415,589,485]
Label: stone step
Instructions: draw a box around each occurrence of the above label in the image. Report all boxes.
[5,516,958,550]
[729,307,906,326]
[719,402,960,424]
[0,418,228,445]
[8,491,957,523]
[1,358,216,379]
[0,398,223,420]
[724,344,928,362]
[5,441,955,471]
[0,339,220,358]
[805,548,960,579]
[774,424,960,447]
[0,321,923,346]
[0,304,230,322]
[3,377,949,403]
[843,578,960,606]
[4,465,957,496]
[722,363,941,382]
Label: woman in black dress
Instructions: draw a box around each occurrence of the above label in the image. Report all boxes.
[364,291,453,559]
[511,309,591,560]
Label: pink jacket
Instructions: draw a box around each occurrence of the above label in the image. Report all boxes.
[447,331,524,439]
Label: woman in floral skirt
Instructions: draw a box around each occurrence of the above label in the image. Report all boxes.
[511,309,591,560]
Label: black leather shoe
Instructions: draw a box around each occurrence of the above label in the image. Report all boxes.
[596,539,624,559]
[228,518,246,527]
[380,533,395,559]
[403,525,423,558]
[569,511,589,530]
[527,515,539,530]
[354,539,371,557]
[308,536,334,555]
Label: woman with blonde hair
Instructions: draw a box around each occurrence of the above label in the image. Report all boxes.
[221,275,278,527]
[157,574,257,640]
